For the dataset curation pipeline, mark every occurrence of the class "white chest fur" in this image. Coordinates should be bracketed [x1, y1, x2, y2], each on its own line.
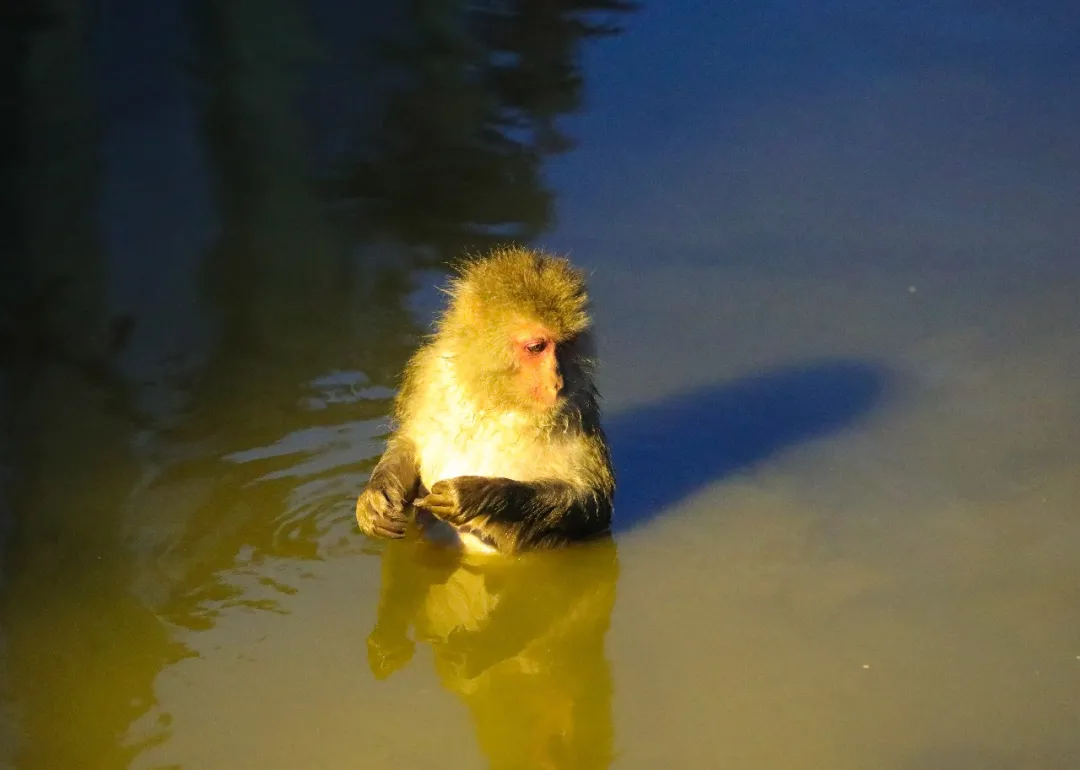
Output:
[408, 356, 578, 489]
[413, 415, 581, 554]
[405, 360, 582, 554]
[416, 409, 542, 486]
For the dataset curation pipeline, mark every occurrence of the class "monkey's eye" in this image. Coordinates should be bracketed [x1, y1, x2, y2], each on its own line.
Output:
[525, 340, 547, 355]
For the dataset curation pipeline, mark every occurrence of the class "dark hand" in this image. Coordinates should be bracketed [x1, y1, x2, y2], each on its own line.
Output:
[414, 476, 492, 527]
[356, 476, 410, 539]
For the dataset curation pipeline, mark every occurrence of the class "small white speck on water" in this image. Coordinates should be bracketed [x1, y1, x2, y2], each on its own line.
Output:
[907, 285, 917, 294]
[862, 664, 871, 669]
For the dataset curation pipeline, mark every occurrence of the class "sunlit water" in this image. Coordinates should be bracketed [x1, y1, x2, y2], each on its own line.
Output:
[4, 263, 1078, 770]
[3, 2, 1080, 769]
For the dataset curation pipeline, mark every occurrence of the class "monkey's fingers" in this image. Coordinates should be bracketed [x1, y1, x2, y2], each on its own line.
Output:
[357, 505, 408, 539]
[371, 520, 408, 539]
[358, 516, 406, 539]
[414, 492, 457, 520]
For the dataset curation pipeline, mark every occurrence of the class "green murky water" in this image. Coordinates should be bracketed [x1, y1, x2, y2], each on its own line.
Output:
[4, 2, 1080, 769]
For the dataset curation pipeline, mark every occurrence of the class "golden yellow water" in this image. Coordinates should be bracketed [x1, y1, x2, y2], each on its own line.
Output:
[3, 264, 1079, 770]
[4, 2, 1080, 768]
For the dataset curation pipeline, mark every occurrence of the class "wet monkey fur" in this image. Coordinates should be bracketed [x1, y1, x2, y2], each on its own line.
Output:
[356, 247, 615, 554]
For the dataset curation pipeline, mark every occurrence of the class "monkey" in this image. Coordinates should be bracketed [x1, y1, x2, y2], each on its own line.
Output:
[355, 246, 615, 554]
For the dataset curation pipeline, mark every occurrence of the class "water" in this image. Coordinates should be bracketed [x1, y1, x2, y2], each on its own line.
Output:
[3, 2, 1080, 769]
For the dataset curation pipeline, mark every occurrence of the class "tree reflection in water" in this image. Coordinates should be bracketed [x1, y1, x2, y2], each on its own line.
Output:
[0, 0, 636, 765]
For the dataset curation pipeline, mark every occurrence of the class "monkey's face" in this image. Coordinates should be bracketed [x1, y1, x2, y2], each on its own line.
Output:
[512, 325, 564, 413]
[439, 257, 597, 421]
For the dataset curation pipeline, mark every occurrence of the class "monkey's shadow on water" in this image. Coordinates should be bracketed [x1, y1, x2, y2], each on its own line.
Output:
[605, 358, 892, 533]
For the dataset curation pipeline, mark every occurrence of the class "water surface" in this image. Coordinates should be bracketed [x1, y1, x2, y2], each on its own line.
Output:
[2, 2, 1079, 769]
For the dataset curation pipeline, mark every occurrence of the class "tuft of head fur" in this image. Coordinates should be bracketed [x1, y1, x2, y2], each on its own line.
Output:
[442, 246, 592, 343]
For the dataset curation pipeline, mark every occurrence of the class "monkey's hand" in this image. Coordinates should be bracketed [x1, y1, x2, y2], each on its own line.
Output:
[416, 476, 597, 552]
[415, 476, 534, 553]
[413, 476, 493, 525]
[356, 476, 410, 540]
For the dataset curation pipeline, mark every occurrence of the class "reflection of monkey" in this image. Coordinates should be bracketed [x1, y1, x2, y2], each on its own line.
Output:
[367, 537, 619, 770]
[356, 247, 615, 554]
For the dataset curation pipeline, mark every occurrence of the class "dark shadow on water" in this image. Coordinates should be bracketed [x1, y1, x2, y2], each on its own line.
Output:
[606, 358, 891, 533]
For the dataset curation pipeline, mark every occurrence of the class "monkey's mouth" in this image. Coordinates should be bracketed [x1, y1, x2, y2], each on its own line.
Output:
[527, 388, 570, 409]
[544, 394, 581, 420]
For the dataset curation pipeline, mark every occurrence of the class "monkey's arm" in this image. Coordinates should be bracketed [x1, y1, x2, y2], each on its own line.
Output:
[415, 476, 613, 552]
[356, 435, 420, 539]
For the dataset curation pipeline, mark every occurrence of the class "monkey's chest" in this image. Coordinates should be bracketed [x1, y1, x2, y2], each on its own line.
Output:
[414, 420, 559, 486]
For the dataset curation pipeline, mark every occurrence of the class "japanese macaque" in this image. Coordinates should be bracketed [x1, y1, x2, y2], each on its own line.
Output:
[355, 246, 615, 554]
